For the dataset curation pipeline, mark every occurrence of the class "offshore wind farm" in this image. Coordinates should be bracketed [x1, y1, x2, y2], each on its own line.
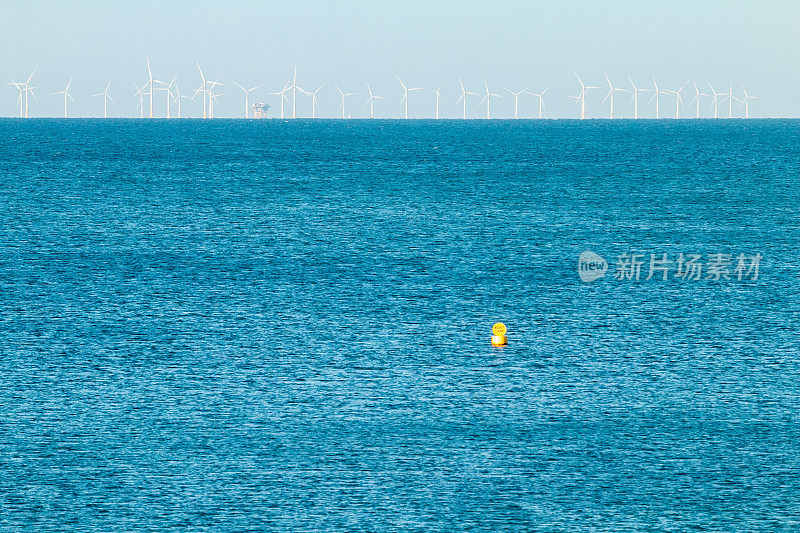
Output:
[4, 2, 800, 531]
[6, 61, 763, 120]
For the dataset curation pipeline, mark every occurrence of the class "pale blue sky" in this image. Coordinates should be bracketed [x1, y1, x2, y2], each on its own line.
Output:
[1, 0, 797, 118]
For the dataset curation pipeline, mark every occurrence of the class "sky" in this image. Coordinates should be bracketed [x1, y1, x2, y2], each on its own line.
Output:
[1, 0, 797, 119]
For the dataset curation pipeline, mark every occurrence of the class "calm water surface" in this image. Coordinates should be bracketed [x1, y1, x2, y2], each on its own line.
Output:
[1, 119, 799, 530]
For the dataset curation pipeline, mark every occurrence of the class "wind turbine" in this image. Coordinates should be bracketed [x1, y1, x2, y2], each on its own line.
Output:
[267, 81, 291, 119]
[9, 67, 37, 118]
[602, 73, 627, 119]
[505, 87, 528, 119]
[335, 84, 357, 118]
[721, 83, 740, 118]
[432, 88, 442, 119]
[193, 61, 210, 119]
[234, 82, 262, 118]
[145, 58, 155, 118]
[396, 75, 423, 119]
[707, 83, 720, 119]
[689, 80, 711, 119]
[572, 72, 600, 119]
[480, 79, 502, 119]
[92, 80, 114, 118]
[52, 78, 75, 118]
[455, 77, 477, 119]
[526, 87, 549, 119]
[172, 82, 185, 118]
[648, 77, 667, 119]
[662, 81, 688, 119]
[290, 67, 298, 118]
[133, 82, 147, 118]
[627, 75, 651, 119]
[154, 75, 177, 118]
[740, 85, 759, 119]
[364, 83, 384, 118]
[298, 84, 324, 118]
[207, 77, 223, 118]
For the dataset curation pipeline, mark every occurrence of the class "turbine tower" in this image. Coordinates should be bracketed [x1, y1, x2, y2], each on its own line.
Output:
[721, 83, 740, 118]
[52, 77, 75, 118]
[396, 75, 423, 119]
[267, 81, 291, 119]
[455, 77, 477, 119]
[504, 87, 528, 119]
[572, 72, 600, 119]
[298, 84, 324, 118]
[526, 87, 549, 119]
[602, 73, 627, 119]
[480, 79, 502, 119]
[92, 81, 114, 118]
[9, 67, 37, 118]
[234, 82, 262, 118]
[335, 84, 357, 118]
[740, 85, 759, 119]
[627, 75, 651, 120]
[364, 84, 384, 118]
[290, 67, 298, 119]
[133, 82, 147, 118]
[432, 88, 442, 119]
[707, 83, 720, 119]
[145, 58, 154, 118]
[689, 80, 711, 119]
[662, 81, 688, 119]
[648, 77, 667, 119]
[194, 61, 208, 119]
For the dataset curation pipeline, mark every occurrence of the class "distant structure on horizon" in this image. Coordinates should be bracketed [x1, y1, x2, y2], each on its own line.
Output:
[252, 102, 270, 119]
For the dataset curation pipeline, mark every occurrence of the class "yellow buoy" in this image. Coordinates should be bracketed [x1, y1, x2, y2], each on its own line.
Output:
[491, 323, 508, 346]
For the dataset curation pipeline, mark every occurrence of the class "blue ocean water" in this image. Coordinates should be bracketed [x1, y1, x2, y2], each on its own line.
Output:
[0, 118, 799, 531]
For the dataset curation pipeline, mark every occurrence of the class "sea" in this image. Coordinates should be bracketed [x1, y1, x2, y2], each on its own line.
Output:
[1, 118, 799, 531]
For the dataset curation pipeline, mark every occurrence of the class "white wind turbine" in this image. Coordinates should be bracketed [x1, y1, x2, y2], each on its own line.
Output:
[740, 85, 759, 119]
[154, 75, 177, 118]
[504, 87, 528, 119]
[289, 67, 299, 118]
[572, 72, 601, 119]
[627, 75, 651, 119]
[721, 83, 740, 118]
[480, 79, 502, 119]
[364, 83, 384, 118]
[172, 82, 185, 119]
[9, 67, 37, 118]
[145, 58, 155, 118]
[193, 61, 211, 119]
[689, 80, 711, 119]
[707, 83, 720, 119]
[133, 82, 147, 118]
[267, 81, 291, 119]
[92, 81, 114, 118]
[335, 84, 357, 118]
[455, 77, 477, 119]
[396, 75, 423, 119]
[648, 77, 667, 119]
[526, 87, 549, 119]
[298, 84, 324, 118]
[53, 78, 76, 118]
[432, 88, 442, 119]
[207, 77, 223, 118]
[602, 73, 627, 119]
[234, 82, 262, 118]
[663, 81, 688, 119]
